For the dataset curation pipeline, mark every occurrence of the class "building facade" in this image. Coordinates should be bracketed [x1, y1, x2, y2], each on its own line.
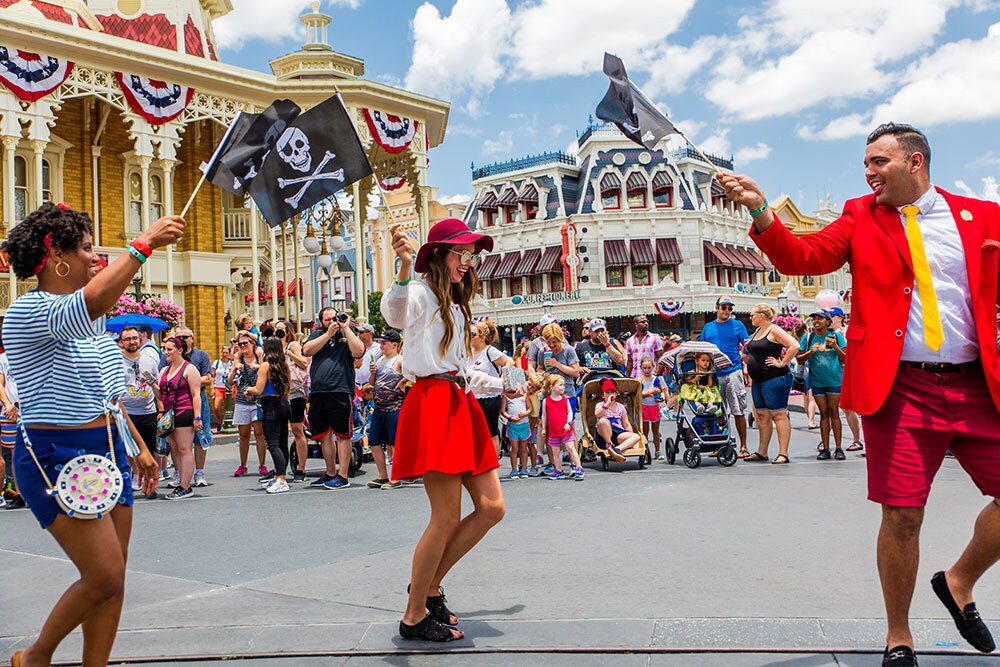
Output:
[0, 0, 449, 353]
[464, 120, 851, 342]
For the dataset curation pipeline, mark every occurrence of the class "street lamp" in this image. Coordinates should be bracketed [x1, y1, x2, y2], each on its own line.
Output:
[330, 292, 346, 316]
[542, 301, 554, 318]
[132, 265, 143, 301]
[776, 291, 788, 315]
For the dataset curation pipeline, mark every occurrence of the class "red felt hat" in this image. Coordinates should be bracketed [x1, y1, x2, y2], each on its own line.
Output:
[601, 378, 617, 393]
[414, 218, 494, 273]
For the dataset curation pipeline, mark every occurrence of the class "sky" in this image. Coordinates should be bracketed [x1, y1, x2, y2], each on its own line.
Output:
[214, 0, 1000, 212]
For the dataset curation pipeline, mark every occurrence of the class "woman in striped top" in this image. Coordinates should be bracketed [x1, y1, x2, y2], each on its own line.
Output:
[2, 202, 184, 667]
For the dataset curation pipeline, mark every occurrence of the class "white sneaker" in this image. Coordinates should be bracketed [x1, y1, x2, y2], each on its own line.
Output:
[167, 471, 180, 488]
[159, 469, 170, 482]
[131, 477, 142, 491]
[193, 472, 208, 488]
[266, 479, 289, 494]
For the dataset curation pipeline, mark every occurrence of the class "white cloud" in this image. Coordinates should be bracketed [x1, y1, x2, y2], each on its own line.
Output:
[699, 128, 731, 156]
[215, 0, 361, 51]
[967, 151, 1000, 169]
[439, 193, 473, 205]
[734, 142, 772, 165]
[806, 21, 1000, 139]
[404, 0, 513, 105]
[643, 37, 720, 97]
[509, 0, 696, 80]
[482, 130, 514, 155]
[705, 0, 963, 122]
[955, 176, 999, 200]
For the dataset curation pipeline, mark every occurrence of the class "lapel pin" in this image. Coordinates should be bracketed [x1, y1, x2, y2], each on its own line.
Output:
[961, 209, 974, 221]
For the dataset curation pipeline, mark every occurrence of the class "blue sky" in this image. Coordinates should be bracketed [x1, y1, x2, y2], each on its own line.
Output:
[215, 0, 1000, 211]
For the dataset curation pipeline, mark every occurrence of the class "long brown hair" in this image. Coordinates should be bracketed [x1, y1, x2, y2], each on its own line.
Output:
[262, 337, 289, 397]
[423, 246, 480, 359]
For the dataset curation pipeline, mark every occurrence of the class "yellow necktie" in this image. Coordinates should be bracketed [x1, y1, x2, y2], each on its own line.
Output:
[901, 205, 943, 351]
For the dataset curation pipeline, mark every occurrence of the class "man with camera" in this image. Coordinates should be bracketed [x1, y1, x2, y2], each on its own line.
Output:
[575, 318, 625, 381]
[303, 306, 366, 489]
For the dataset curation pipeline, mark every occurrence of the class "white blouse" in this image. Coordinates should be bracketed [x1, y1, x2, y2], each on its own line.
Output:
[380, 280, 503, 395]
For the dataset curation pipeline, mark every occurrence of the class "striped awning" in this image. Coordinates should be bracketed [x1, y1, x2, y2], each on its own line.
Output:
[477, 253, 502, 280]
[704, 242, 732, 268]
[498, 188, 517, 206]
[516, 183, 538, 202]
[656, 238, 683, 265]
[477, 191, 499, 210]
[734, 246, 771, 271]
[600, 172, 621, 192]
[629, 238, 655, 266]
[493, 251, 522, 279]
[720, 245, 752, 270]
[651, 170, 672, 190]
[626, 171, 647, 192]
[604, 239, 629, 267]
[536, 246, 563, 273]
[511, 248, 542, 277]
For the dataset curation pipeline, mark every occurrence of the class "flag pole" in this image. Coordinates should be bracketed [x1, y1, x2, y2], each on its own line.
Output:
[178, 171, 207, 219]
[678, 133, 723, 175]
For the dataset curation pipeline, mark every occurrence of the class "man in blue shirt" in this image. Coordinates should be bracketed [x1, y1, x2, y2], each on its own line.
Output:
[700, 296, 750, 456]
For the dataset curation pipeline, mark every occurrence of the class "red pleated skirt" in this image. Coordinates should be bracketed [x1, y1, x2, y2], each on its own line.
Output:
[391, 378, 499, 480]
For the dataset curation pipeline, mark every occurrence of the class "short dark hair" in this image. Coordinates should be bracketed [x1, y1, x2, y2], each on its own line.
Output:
[1, 203, 93, 280]
[119, 326, 139, 337]
[318, 307, 336, 321]
[866, 122, 931, 168]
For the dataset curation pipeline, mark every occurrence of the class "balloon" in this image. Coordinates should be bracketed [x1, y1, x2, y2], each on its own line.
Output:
[815, 289, 841, 310]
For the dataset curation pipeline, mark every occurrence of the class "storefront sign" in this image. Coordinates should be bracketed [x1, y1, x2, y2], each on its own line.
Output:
[519, 290, 582, 305]
[0, 250, 9, 273]
[735, 282, 771, 296]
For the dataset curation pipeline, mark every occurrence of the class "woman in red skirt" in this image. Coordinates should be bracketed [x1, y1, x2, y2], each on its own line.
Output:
[381, 218, 523, 642]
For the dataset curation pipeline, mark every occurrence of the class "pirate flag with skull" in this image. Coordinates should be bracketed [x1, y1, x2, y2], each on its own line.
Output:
[596, 53, 678, 150]
[203, 99, 301, 197]
[249, 94, 373, 226]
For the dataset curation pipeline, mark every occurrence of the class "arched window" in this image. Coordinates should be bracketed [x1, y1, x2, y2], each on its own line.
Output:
[651, 171, 673, 208]
[626, 171, 647, 209]
[41, 159, 52, 203]
[128, 172, 143, 234]
[14, 155, 27, 222]
[149, 174, 164, 220]
[600, 172, 621, 210]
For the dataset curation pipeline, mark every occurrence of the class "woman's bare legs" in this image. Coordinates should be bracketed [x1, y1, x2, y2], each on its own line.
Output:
[430, 468, 505, 590]
[772, 409, 791, 458]
[755, 408, 773, 455]
[169, 426, 195, 488]
[20, 507, 131, 667]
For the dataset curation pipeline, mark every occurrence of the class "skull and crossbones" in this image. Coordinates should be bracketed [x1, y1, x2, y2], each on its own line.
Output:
[275, 127, 345, 207]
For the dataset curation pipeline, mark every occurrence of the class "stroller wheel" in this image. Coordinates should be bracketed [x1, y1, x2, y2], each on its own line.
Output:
[683, 447, 701, 469]
[644, 446, 652, 465]
[637, 450, 646, 469]
[600, 455, 609, 471]
[717, 446, 738, 467]
[665, 438, 676, 465]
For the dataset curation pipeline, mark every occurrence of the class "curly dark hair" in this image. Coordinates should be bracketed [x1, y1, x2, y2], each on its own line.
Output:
[0, 203, 93, 280]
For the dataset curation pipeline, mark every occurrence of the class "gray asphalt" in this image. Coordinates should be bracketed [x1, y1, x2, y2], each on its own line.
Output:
[3, 411, 1000, 666]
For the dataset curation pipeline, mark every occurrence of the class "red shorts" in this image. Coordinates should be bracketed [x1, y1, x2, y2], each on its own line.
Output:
[391, 378, 498, 481]
[863, 363, 1000, 507]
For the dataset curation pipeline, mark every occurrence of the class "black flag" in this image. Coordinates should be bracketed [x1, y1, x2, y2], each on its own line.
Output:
[248, 94, 374, 227]
[203, 99, 301, 197]
[596, 53, 679, 150]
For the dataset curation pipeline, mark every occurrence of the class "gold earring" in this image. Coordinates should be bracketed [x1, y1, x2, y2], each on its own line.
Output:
[55, 261, 70, 277]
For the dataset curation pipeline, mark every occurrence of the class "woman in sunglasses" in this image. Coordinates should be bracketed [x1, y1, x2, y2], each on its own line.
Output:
[153, 336, 203, 499]
[382, 218, 524, 643]
[228, 331, 268, 478]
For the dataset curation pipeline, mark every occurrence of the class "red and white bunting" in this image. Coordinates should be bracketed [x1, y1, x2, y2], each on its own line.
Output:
[115, 72, 194, 125]
[380, 174, 406, 191]
[654, 300, 685, 319]
[0, 46, 73, 102]
[363, 108, 417, 154]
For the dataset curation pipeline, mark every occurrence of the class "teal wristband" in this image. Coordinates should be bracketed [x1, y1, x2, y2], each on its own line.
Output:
[395, 278, 412, 286]
[127, 246, 148, 264]
[748, 200, 769, 217]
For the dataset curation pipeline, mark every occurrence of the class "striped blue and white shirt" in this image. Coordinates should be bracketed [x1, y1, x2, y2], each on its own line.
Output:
[2, 289, 126, 427]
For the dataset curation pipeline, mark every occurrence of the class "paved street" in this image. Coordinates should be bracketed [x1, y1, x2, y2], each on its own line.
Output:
[3, 411, 1000, 666]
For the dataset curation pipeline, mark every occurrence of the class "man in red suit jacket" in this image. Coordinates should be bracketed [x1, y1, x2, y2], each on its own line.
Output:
[718, 123, 1000, 667]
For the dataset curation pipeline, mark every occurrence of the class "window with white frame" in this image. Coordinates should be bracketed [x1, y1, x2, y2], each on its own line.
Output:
[121, 153, 166, 237]
[128, 172, 143, 234]
[12, 138, 68, 223]
[13, 155, 27, 222]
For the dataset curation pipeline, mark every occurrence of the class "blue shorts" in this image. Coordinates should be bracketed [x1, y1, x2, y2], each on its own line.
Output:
[369, 407, 400, 447]
[568, 396, 579, 416]
[811, 384, 841, 396]
[751, 374, 793, 412]
[14, 424, 134, 529]
[507, 421, 531, 441]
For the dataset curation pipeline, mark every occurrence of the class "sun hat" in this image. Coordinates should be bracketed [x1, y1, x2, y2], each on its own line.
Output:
[601, 378, 617, 393]
[414, 218, 494, 273]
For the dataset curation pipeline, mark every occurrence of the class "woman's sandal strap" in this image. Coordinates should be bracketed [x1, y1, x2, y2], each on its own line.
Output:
[399, 615, 462, 642]
[426, 592, 458, 626]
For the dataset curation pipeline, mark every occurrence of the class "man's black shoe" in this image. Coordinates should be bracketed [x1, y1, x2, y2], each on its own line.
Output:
[931, 570, 996, 652]
[883, 645, 918, 666]
[4, 495, 25, 509]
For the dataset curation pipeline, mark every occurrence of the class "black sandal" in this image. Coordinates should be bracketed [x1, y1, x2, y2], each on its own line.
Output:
[743, 451, 768, 462]
[426, 589, 458, 626]
[399, 615, 464, 642]
[408, 584, 459, 626]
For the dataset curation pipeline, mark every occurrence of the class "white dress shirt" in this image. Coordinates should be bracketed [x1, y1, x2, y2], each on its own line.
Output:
[380, 280, 503, 394]
[897, 186, 979, 363]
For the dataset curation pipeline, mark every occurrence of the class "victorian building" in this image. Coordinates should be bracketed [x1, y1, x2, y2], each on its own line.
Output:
[0, 0, 448, 354]
[464, 120, 851, 340]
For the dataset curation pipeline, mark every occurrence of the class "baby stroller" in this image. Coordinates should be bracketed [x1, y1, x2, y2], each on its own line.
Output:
[658, 342, 738, 468]
[578, 371, 650, 470]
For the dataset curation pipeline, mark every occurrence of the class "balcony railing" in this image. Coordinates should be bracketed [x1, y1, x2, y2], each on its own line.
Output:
[472, 151, 577, 180]
[223, 210, 271, 242]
